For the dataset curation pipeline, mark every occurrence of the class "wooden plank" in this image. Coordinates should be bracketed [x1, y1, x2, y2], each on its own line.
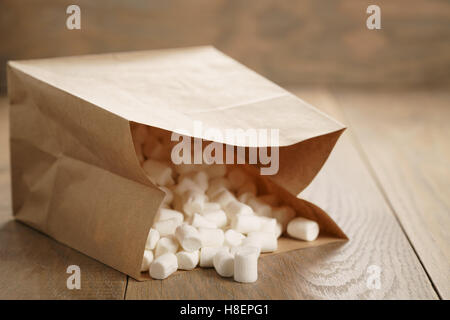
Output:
[1, 0, 450, 94]
[125, 88, 437, 299]
[334, 89, 450, 299]
[0, 97, 127, 299]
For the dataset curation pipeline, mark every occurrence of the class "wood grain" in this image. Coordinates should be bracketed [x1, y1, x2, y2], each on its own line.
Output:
[333, 89, 450, 299]
[125, 88, 438, 299]
[0, 98, 127, 299]
[1, 0, 449, 94]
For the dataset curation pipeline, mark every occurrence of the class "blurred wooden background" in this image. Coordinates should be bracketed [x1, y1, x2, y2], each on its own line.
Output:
[1, 0, 449, 94]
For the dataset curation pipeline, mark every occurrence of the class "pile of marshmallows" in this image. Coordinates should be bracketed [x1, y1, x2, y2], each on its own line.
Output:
[132, 124, 320, 283]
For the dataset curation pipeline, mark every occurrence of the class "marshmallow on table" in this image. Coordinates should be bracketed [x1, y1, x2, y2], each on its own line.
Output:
[234, 246, 259, 283]
[198, 227, 224, 247]
[199, 246, 222, 267]
[150, 253, 178, 280]
[287, 217, 320, 241]
[202, 210, 228, 228]
[213, 189, 237, 209]
[227, 168, 248, 190]
[145, 228, 160, 250]
[176, 250, 199, 270]
[230, 214, 263, 234]
[224, 229, 246, 247]
[153, 218, 181, 237]
[272, 206, 296, 232]
[224, 200, 254, 219]
[248, 198, 272, 217]
[175, 224, 202, 252]
[141, 250, 154, 272]
[213, 248, 234, 277]
[258, 194, 280, 207]
[191, 213, 217, 228]
[155, 236, 179, 257]
[182, 190, 208, 217]
[237, 180, 257, 197]
[142, 159, 174, 186]
[246, 231, 278, 253]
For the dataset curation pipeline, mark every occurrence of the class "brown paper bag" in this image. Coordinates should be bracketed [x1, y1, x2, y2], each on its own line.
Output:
[7, 46, 347, 280]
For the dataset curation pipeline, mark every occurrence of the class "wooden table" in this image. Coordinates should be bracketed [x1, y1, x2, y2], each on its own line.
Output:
[0, 88, 448, 299]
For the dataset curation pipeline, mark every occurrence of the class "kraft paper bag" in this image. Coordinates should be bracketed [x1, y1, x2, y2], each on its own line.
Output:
[7, 46, 347, 280]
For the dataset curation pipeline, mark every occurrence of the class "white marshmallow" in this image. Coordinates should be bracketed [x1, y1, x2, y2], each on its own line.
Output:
[213, 189, 236, 209]
[213, 248, 234, 277]
[227, 168, 248, 190]
[204, 164, 227, 178]
[246, 231, 278, 253]
[203, 210, 228, 228]
[198, 227, 224, 247]
[149, 253, 178, 280]
[206, 177, 231, 199]
[176, 250, 199, 270]
[234, 246, 259, 283]
[224, 200, 254, 218]
[224, 229, 246, 247]
[179, 171, 209, 192]
[248, 198, 272, 217]
[155, 236, 179, 257]
[140, 250, 154, 272]
[287, 217, 320, 241]
[230, 214, 262, 234]
[237, 180, 257, 197]
[155, 208, 184, 225]
[175, 224, 202, 252]
[182, 190, 208, 217]
[153, 218, 181, 237]
[272, 206, 296, 231]
[258, 194, 280, 207]
[159, 186, 174, 207]
[230, 242, 261, 256]
[259, 217, 282, 238]
[145, 228, 160, 250]
[199, 246, 222, 267]
[142, 159, 174, 186]
[201, 202, 222, 214]
[191, 213, 217, 228]
[174, 177, 203, 196]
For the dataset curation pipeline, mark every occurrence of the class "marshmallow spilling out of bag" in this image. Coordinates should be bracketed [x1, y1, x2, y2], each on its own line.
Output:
[131, 124, 321, 282]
